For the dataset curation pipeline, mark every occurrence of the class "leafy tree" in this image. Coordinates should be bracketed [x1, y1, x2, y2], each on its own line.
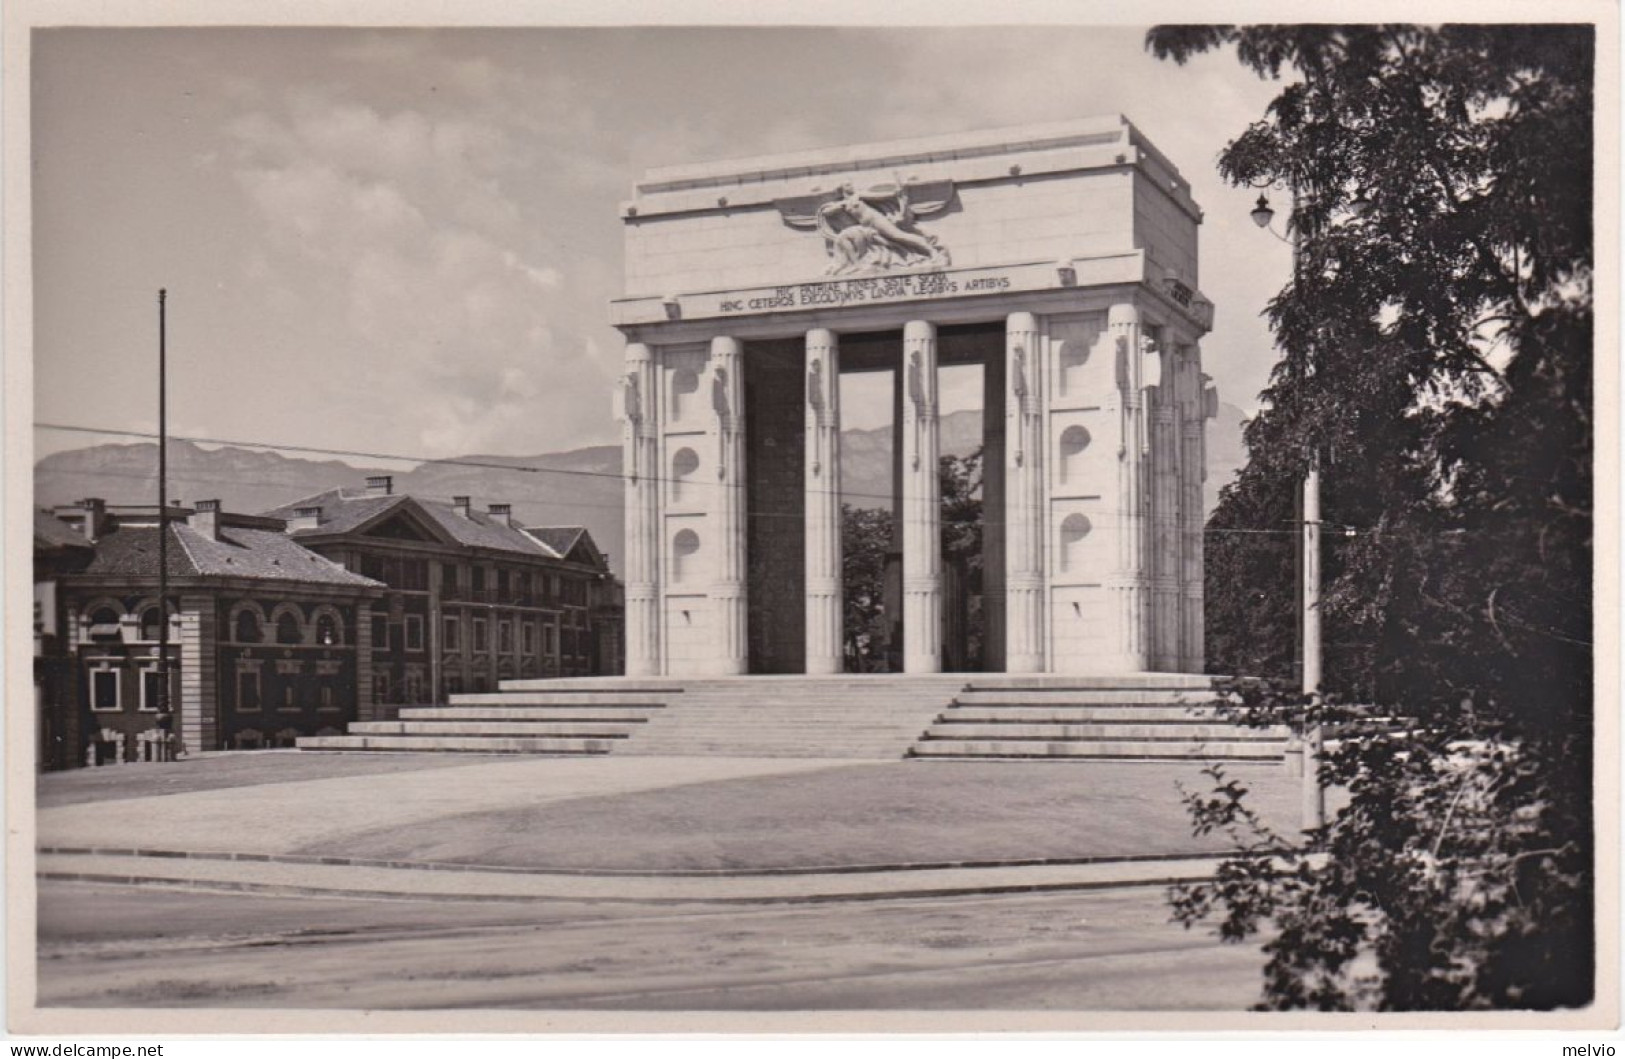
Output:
[841, 448, 985, 671]
[1151, 24, 1593, 1009]
[940, 449, 985, 670]
[841, 502, 893, 671]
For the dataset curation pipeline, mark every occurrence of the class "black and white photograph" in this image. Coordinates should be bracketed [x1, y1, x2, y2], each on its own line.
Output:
[7, 0, 1615, 1043]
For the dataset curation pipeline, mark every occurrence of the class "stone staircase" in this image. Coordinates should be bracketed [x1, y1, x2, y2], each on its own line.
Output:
[618, 676, 965, 759]
[908, 675, 1291, 762]
[298, 673, 1287, 763]
[296, 684, 672, 755]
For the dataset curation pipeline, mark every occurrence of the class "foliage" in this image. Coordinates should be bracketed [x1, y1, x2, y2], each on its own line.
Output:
[1150, 24, 1593, 1009]
[841, 449, 984, 671]
[841, 502, 893, 671]
[939, 448, 985, 572]
[940, 449, 986, 670]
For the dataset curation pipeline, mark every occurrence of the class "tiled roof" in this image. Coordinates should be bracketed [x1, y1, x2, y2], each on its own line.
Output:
[81, 523, 383, 588]
[35, 511, 92, 552]
[262, 489, 400, 536]
[524, 526, 586, 557]
[417, 499, 559, 557]
[265, 489, 593, 561]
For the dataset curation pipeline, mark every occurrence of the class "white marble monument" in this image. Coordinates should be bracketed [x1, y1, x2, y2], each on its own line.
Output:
[611, 116, 1218, 678]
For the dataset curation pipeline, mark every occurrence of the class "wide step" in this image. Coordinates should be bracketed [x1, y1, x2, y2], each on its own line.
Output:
[401, 706, 661, 722]
[925, 722, 1286, 741]
[910, 679, 1287, 764]
[909, 739, 1286, 760]
[349, 721, 642, 737]
[297, 734, 619, 754]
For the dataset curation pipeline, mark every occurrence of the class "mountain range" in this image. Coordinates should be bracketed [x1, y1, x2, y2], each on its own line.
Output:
[35, 405, 1248, 574]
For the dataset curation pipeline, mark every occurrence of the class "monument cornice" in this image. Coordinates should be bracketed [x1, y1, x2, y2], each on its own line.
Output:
[621, 116, 1201, 225]
[610, 251, 1213, 341]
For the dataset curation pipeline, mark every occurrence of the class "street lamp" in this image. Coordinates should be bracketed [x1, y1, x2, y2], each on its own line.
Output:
[1250, 193, 1276, 229]
[1247, 181, 1324, 831]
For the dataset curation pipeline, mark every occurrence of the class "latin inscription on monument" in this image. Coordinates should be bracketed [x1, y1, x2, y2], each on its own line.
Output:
[718, 271, 1014, 315]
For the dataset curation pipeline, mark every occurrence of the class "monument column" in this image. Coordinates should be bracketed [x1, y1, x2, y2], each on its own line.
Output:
[1107, 303, 1152, 672]
[620, 342, 661, 676]
[709, 335, 748, 675]
[1150, 343, 1180, 670]
[901, 320, 942, 673]
[1004, 311, 1046, 673]
[805, 328, 843, 675]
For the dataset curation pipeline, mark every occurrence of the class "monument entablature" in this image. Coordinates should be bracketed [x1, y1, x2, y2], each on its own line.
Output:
[612, 116, 1218, 678]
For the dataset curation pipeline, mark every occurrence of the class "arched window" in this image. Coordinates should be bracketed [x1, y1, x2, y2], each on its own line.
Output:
[671, 447, 700, 502]
[139, 606, 162, 641]
[276, 611, 302, 645]
[1059, 513, 1093, 573]
[672, 529, 701, 585]
[1058, 425, 1092, 484]
[234, 608, 262, 644]
[671, 369, 700, 420]
[315, 612, 341, 646]
[1058, 338, 1090, 396]
[89, 605, 121, 627]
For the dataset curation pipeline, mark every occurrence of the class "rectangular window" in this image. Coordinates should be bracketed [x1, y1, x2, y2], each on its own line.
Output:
[545, 624, 558, 655]
[521, 622, 535, 656]
[279, 684, 298, 711]
[139, 668, 163, 712]
[472, 617, 488, 652]
[400, 560, 428, 591]
[471, 566, 487, 593]
[371, 615, 388, 649]
[404, 614, 424, 652]
[441, 562, 459, 591]
[318, 684, 337, 711]
[238, 670, 261, 712]
[442, 615, 460, 651]
[91, 668, 120, 711]
[498, 621, 513, 654]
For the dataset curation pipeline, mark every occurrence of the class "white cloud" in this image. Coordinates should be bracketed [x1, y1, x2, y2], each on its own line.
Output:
[221, 60, 597, 459]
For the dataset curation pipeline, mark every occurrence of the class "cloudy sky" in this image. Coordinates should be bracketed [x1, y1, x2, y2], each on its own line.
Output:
[31, 21, 1288, 464]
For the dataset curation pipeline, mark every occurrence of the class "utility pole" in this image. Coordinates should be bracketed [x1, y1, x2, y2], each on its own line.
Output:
[1251, 188, 1324, 831]
[155, 289, 174, 756]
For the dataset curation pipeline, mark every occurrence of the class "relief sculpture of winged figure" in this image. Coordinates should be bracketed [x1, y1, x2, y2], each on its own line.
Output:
[775, 175, 954, 276]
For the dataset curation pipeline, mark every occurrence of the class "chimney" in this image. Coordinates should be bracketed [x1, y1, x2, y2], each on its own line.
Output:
[189, 498, 222, 541]
[289, 505, 323, 532]
[78, 498, 108, 542]
[452, 496, 472, 519]
[365, 475, 394, 497]
[487, 503, 514, 528]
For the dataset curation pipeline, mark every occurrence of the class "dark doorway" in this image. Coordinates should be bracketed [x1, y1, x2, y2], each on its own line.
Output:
[744, 337, 805, 673]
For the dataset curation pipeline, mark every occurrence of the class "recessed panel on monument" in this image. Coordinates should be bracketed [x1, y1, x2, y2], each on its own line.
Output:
[611, 116, 1219, 677]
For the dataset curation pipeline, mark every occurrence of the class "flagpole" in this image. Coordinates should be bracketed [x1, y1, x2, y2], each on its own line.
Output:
[156, 290, 172, 751]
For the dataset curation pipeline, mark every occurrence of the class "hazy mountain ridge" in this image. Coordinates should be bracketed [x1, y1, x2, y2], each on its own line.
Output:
[36, 405, 1247, 575]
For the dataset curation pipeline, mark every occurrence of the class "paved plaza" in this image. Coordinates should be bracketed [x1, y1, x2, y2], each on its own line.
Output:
[32, 752, 1298, 1016]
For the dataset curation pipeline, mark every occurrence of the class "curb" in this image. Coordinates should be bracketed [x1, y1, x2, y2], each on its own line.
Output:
[37, 868, 1220, 906]
[36, 848, 1232, 905]
[36, 844, 1237, 879]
